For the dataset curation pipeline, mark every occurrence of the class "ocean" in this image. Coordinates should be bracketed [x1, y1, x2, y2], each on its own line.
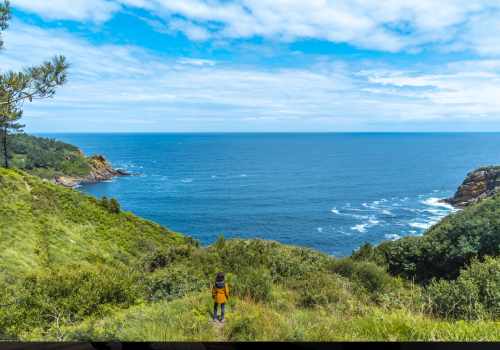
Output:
[41, 132, 500, 256]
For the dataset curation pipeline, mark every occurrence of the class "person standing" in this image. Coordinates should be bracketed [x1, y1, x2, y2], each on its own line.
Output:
[212, 272, 229, 322]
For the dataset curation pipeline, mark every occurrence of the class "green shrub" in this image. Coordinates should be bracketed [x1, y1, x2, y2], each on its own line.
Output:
[351, 243, 387, 267]
[227, 314, 259, 341]
[427, 278, 484, 320]
[213, 239, 331, 283]
[108, 198, 121, 214]
[354, 261, 393, 295]
[142, 244, 195, 272]
[379, 195, 500, 283]
[216, 240, 274, 272]
[145, 265, 208, 302]
[0, 265, 140, 336]
[329, 258, 356, 278]
[230, 267, 273, 303]
[427, 257, 500, 320]
[330, 259, 393, 300]
[99, 197, 121, 214]
[290, 271, 354, 309]
[461, 257, 500, 316]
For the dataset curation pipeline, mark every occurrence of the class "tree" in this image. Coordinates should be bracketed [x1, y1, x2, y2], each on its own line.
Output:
[0, 0, 9, 42]
[0, 105, 22, 167]
[0, 1, 68, 168]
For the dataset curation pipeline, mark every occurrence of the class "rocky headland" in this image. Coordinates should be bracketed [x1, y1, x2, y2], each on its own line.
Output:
[444, 166, 500, 208]
[53, 154, 129, 188]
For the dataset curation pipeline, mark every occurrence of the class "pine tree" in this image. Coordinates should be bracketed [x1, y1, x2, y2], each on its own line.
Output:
[0, 1, 68, 168]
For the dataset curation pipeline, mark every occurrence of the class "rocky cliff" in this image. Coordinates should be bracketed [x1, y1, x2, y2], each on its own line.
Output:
[445, 166, 500, 207]
[53, 154, 129, 188]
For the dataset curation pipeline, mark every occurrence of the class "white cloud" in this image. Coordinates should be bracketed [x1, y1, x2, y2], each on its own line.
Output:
[123, 0, 500, 55]
[3, 21, 500, 131]
[12, 0, 120, 22]
[177, 58, 216, 66]
[11, 0, 500, 56]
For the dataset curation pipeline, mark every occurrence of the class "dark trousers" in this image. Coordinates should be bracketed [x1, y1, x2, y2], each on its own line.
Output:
[213, 302, 225, 320]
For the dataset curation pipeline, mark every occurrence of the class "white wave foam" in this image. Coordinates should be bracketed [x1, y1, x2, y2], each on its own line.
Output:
[368, 217, 379, 225]
[351, 224, 368, 233]
[331, 208, 340, 215]
[351, 213, 370, 220]
[385, 234, 401, 241]
[381, 209, 393, 216]
[181, 178, 193, 183]
[424, 208, 447, 215]
[421, 197, 454, 210]
[317, 227, 323, 233]
[409, 222, 432, 230]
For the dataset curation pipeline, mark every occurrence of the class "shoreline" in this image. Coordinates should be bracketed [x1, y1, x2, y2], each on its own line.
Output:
[52, 154, 130, 188]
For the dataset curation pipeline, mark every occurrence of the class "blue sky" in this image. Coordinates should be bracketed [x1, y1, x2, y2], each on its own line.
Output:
[2, 1, 500, 132]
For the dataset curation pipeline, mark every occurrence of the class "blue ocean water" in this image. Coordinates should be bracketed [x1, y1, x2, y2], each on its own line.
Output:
[41, 133, 500, 256]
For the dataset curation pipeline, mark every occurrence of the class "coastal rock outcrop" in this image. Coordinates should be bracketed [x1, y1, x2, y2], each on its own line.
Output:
[53, 154, 129, 188]
[444, 166, 500, 208]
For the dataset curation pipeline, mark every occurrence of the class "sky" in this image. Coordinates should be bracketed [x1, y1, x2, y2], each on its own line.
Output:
[2, 1, 500, 132]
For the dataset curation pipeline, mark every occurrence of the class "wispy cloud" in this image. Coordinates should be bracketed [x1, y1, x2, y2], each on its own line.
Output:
[12, 0, 500, 56]
[13, 0, 120, 22]
[2, 20, 500, 132]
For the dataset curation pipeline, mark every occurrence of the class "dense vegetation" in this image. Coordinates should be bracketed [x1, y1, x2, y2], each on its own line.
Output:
[366, 193, 500, 283]
[0, 168, 499, 341]
[1, 133, 92, 179]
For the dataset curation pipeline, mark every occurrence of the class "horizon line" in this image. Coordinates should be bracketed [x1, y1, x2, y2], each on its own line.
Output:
[32, 131, 500, 134]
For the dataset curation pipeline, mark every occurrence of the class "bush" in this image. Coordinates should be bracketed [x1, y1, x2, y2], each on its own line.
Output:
[461, 257, 500, 317]
[427, 257, 500, 320]
[329, 258, 356, 278]
[108, 198, 121, 214]
[267, 247, 332, 283]
[213, 239, 332, 283]
[0, 265, 140, 336]
[354, 261, 393, 295]
[289, 271, 354, 309]
[379, 195, 500, 283]
[99, 197, 121, 214]
[142, 244, 194, 272]
[230, 267, 273, 303]
[145, 265, 208, 302]
[427, 278, 484, 320]
[330, 259, 393, 299]
[227, 314, 259, 341]
[351, 243, 387, 267]
[216, 240, 274, 272]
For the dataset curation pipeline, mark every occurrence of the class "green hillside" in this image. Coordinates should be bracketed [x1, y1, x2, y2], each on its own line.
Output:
[0, 168, 187, 279]
[2, 133, 92, 179]
[0, 168, 499, 341]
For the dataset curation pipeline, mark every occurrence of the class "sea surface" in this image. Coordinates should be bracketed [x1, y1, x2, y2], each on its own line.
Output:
[40, 133, 500, 256]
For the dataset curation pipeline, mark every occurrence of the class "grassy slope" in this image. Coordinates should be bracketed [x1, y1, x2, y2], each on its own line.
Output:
[0, 168, 185, 278]
[0, 168, 499, 341]
[58, 293, 500, 341]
